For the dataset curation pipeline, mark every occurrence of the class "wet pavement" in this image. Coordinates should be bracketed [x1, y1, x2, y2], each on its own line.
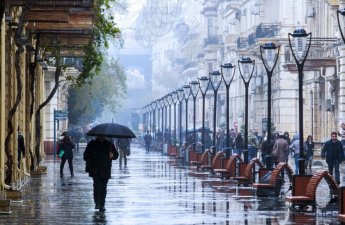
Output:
[0, 143, 342, 224]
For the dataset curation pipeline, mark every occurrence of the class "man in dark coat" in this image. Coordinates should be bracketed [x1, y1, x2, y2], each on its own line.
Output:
[322, 131, 344, 184]
[17, 131, 26, 168]
[58, 136, 75, 177]
[144, 130, 152, 152]
[83, 135, 118, 212]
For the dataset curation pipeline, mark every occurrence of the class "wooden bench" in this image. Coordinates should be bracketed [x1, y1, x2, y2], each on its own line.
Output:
[339, 187, 345, 221]
[285, 170, 339, 211]
[232, 158, 264, 185]
[252, 162, 293, 196]
[168, 145, 178, 156]
[189, 149, 210, 171]
[214, 153, 243, 179]
[200, 151, 225, 173]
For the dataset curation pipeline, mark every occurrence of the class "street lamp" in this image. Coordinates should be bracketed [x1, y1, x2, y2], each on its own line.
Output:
[183, 85, 191, 144]
[209, 71, 222, 153]
[288, 28, 312, 175]
[159, 98, 165, 142]
[220, 63, 236, 149]
[152, 101, 157, 139]
[190, 80, 200, 151]
[199, 76, 209, 153]
[177, 88, 185, 147]
[238, 56, 255, 163]
[260, 42, 280, 169]
[172, 91, 178, 145]
[337, 8, 345, 44]
[166, 93, 173, 144]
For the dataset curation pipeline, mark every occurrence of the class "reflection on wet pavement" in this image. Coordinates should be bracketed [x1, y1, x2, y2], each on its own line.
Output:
[0, 144, 341, 224]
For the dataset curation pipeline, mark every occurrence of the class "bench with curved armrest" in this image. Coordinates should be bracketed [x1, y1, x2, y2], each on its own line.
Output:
[190, 149, 210, 171]
[232, 158, 264, 185]
[200, 151, 225, 172]
[285, 170, 338, 211]
[213, 153, 243, 179]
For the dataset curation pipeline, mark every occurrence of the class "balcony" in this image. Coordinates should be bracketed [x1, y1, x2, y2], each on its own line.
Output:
[204, 36, 222, 47]
[256, 23, 280, 39]
[283, 37, 339, 72]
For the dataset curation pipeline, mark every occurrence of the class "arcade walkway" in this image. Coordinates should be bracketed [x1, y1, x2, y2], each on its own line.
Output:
[0, 143, 341, 224]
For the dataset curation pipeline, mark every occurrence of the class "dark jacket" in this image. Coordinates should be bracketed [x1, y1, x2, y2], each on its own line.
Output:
[234, 135, 244, 150]
[83, 139, 117, 179]
[304, 141, 315, 158]
[322, 139, 344, 165]
[58, 140, 75, 159]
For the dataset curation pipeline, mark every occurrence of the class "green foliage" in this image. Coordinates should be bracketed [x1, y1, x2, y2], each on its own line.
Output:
[68, 56, 127, 126]
[70, 0, 121, 86]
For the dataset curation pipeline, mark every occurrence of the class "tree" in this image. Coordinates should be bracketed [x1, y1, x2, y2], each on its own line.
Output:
[68, 57, 127, 126]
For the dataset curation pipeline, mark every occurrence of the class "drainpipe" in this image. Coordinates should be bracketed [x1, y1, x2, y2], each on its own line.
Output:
[1, 16, 11, 189]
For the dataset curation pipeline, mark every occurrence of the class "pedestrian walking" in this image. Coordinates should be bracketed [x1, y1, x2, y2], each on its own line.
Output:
[338, 122, 345, 148]
[116, 138, 131, 166]
[272, 134, 289, 166]
[289, 135, 301, 174]
[248, 138, 258, 161]
[83, 135, 118, 212]
[58, 136, 75, 178]
[260, 134, 274, 166]
[17, 129, 26, 169]
[233, 133, 244, 157]
[322, 131, 344, 185]
[304, 135, 315, 172]
[144, 130, 152, 152]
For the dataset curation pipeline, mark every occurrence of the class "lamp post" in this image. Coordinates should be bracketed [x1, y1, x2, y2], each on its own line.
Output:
[288, 28, 312, 175]
[177, 88, 185, 147]
[220, 63, 236, 149]
[166, 93, 173, 144]
[151, 101, 157, 139]
[238, 57, 255, 163]
[209, 71, 222, 154]
[199, 76, 209, 153]
[156, 99, 161, 141]
[337, 8, 345, 44]
[260, 42, 280, 169]
[164, 95, 169, 142]
[172, 91, 178, 145]
[159, 98, 165, 142]
[190, 81, 200, 151]
[183, 85, 191, 144]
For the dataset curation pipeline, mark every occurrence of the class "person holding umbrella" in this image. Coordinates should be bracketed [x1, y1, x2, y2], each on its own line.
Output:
[58, 136, 75, 178]
[84, 135, 118, 212]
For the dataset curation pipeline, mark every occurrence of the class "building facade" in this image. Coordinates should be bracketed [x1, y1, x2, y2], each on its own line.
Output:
[147, 0, 345, 143]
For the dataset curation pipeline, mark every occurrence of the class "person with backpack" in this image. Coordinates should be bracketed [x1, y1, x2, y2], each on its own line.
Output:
[116, 138, 131, 166]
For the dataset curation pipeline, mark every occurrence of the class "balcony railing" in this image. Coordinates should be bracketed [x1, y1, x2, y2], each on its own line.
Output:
[204, 36, 222, 47]
[256, 23, 280, 39]
[284, 38, 340, 63]
[238, 23, 280, 48]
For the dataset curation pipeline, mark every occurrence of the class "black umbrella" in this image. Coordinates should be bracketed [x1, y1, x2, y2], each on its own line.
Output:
[61, 129, 83, 138]
[86, 123, 136, 138]
[196, 127, 212, 133]
[185, 127, 212, 134]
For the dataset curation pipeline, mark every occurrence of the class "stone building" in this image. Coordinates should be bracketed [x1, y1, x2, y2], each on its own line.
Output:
[147, 0, 345, 143]
[0, 0, 95, 201]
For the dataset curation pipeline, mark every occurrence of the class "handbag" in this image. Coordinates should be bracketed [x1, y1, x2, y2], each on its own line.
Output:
[58, 149, 65, 158]
[271, 143, 278, 160]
